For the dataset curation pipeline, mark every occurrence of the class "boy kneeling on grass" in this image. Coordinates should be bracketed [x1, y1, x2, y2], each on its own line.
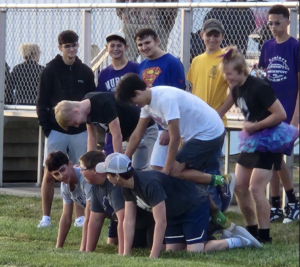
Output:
[97, 153, 262, 259]
[45, 151, 92, 251]
[79, 150, 155, 253]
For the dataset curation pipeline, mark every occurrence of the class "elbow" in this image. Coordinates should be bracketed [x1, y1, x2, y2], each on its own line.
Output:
[280, 110, 287, 122]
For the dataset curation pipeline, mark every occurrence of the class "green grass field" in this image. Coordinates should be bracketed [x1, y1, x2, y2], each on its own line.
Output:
[0, 195, 299, 267]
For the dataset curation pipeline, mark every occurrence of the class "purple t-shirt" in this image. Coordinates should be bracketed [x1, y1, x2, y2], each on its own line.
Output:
[258, 37, 299, 123]
[96, 61, 139, 92]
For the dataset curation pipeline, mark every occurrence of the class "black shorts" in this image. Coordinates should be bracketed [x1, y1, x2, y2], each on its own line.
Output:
[237, 151, 282, 171]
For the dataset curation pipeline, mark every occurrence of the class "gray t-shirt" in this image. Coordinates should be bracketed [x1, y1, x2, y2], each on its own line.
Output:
[61, 167, 92, 208]
[90, 179, 125, 221]
[123, 170, 208, 219]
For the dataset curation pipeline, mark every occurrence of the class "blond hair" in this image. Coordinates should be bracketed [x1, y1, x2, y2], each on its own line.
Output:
[219, 46, 249, 76]
[54, 100, 79, 130]
[19, 43, 41, 60]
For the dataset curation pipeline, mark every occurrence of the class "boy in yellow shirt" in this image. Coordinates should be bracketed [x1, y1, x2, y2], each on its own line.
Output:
[187, 19, 235, 212]
[187, 19, 234, 126]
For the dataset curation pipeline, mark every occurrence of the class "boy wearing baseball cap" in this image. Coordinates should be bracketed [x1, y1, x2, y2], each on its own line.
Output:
[187, 18, 234, 210]
[97, 32, 139, 93]
[97, 153, 262, 258]
[79, 151, 154, 253]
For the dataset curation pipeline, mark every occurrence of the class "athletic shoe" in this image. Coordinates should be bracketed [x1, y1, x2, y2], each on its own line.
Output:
[270, 207, 284, 222]
[219, 173, 236, 212]
[74, 216, 85, 227]
[232, 226, 262, 248]
[283, 202, 299, 224]
[37, 219, 51, 228]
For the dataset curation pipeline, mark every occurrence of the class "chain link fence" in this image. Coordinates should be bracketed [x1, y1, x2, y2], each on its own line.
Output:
[1, 3, 299, 107]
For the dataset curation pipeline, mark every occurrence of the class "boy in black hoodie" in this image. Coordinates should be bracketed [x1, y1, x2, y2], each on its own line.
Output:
[36, 30, 95, 228]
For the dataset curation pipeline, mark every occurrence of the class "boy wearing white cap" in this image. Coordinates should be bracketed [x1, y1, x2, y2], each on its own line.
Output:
[96, 153, 262, 258]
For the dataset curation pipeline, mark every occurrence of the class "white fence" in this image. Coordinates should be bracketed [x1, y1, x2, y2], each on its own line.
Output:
[0, 2, 299, 187]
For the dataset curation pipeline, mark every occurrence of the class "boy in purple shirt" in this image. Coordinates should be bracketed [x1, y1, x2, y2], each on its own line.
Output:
[97, 32, 139, 93]
[258, 5, 299, 223]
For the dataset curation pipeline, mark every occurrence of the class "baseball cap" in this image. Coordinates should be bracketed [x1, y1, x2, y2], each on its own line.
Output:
[106, 32, 126, 44]
[202, 19, 225, 34]
[96, 153, 132, 174]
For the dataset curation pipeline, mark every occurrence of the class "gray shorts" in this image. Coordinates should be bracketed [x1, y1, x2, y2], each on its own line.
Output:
[43, 130, 87, 166]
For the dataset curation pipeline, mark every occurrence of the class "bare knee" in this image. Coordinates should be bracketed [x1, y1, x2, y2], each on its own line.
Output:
[249, 184, 264, 202]
[150, 165, 163, 171]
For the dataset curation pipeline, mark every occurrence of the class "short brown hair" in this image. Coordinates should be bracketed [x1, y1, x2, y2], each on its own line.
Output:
[54, 100, 80, 130]
[79, 150, 106, 169]
[45, 151, 69, 172]
[219, 46, 249, 76]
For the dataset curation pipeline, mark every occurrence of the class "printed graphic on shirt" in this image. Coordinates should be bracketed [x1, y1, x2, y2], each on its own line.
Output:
[73, 193, 86, 208]
[267, 56, 289, 82]
[102, 196, 115, 215]
[105, 77, 122, 92]
[136, 196, 152, 212]
[209, 65, 217, 78]
[237, 97, 250, 120]
[142, 67, 162, 87]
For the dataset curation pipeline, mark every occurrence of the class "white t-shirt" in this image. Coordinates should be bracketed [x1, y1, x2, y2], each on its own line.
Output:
[140, 86, 225, 141]
[61, 167, 92, 208]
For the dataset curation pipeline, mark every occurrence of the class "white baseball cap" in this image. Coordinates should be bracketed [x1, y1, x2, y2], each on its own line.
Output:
[96, 153, 132, 174]
[106, 32, 126, 44]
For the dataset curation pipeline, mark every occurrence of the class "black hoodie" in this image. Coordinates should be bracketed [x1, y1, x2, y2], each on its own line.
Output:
[36, 55, 95, 137]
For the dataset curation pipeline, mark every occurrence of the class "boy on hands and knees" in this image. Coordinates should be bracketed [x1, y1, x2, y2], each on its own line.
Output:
[97, 153, 262, 258]
[135, 28, 186, 171]
[258, 5, 299, 223]
[54, 92, 158, 170]
[115, 74, 235, 220]
[79, 151, 154, 253]
[45, 151, 92, 250]
[36, 30, 95, 228]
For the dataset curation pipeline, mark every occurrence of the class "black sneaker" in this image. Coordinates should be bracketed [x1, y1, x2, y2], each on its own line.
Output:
[270, 207, 284, 222]
[283, 202, 299, 224]
[257, 236, 273, 244]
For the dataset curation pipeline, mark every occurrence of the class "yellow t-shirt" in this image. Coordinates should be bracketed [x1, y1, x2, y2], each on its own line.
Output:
[187, 49, 229, 126]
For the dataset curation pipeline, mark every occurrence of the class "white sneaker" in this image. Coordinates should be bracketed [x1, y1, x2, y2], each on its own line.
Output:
[37, 219, 51, 228]
[74, 216, 85, 227]
[232, 226, 262, 248]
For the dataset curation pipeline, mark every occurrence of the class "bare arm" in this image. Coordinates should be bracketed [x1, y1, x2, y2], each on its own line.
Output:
[108, 117, 123, 153]
[162, 119, 181, 175]
[149, 201, 167, 259]
[123, 201, 137, 256]
[87, 124, 98, 151]
[80, 201, 91, 251]
[217, 92, 234, 119]
[56, 203, 73, 248]
[116, 209, 125, 255]
[86, 212, 106, 252]
[125, 117, 151, 159]
[290, 73, 299, 128]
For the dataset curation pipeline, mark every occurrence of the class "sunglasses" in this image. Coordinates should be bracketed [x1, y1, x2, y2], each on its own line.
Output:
[62, 43, 79, 50]
[267, 19, 287, 27]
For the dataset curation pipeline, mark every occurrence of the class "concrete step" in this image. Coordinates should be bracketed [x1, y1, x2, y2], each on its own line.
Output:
[3, 157, 38, 171]
[4, 143, 40, 157]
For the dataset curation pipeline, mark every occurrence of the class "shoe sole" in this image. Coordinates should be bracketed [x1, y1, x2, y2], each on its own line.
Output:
[221, 173, 236, 212]
[232, 226, 263, 248]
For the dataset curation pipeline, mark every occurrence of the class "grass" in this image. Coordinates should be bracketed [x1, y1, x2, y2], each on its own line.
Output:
[0, 195, 299, 267]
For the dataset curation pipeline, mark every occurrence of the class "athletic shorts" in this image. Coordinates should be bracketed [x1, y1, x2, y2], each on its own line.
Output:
[43, 130, 87, 166]
[164, 199, 210, 245]
[238, 151, 282, 171]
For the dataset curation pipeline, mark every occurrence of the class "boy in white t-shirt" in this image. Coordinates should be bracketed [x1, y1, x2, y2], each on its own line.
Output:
[115, 73, 235, 227]
[45, 151, 92, 251]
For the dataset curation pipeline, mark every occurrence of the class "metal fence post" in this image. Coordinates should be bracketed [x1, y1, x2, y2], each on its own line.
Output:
[0, 10, 6, 188]
[288, 8, 297, 38]
[181, 8, 191, 83]
[82, 9, 92, 67]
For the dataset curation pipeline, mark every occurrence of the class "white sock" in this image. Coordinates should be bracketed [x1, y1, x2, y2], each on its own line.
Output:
[225, 238, 242, 249]
[75, 216, 85, 222]
[42, 215, 50, 222]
